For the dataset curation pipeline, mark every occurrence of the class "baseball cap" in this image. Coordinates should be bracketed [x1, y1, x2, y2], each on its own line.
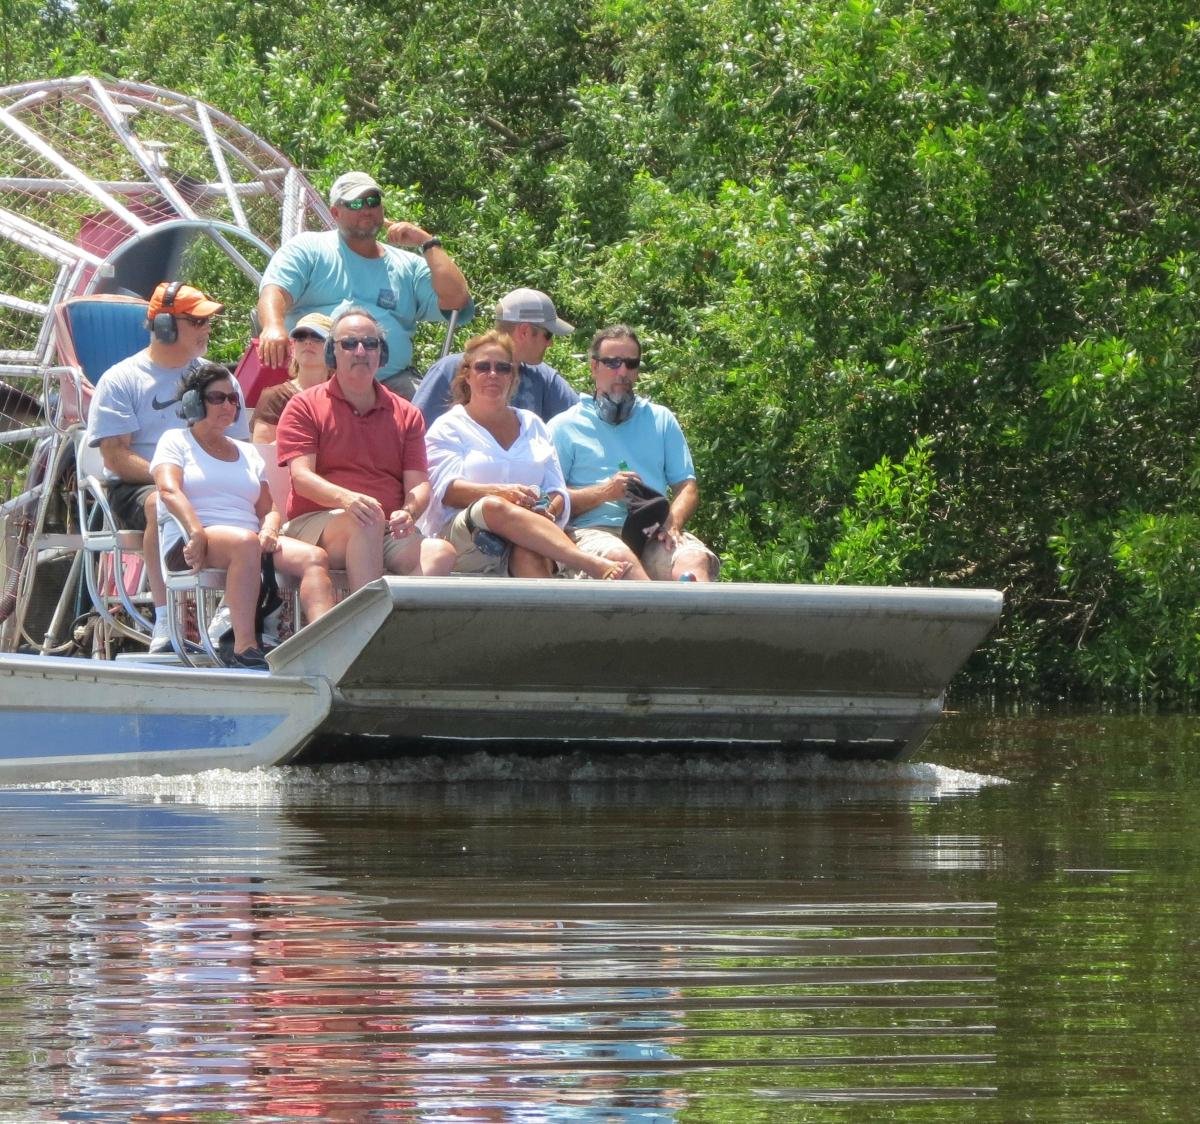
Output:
[147, 282, 223, 321]
[290, 312, 333, 339]
[329, 171, 383, 206]
[494, 288, 574, 336]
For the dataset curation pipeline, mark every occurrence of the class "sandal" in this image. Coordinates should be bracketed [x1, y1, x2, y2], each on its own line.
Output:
[601, 561, 631, 580]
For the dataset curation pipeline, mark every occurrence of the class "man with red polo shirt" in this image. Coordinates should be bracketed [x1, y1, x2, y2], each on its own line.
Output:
[275, 307, 456, 591]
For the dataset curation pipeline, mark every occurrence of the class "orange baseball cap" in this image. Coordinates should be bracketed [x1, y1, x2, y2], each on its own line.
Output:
[147, 282, 224, 320]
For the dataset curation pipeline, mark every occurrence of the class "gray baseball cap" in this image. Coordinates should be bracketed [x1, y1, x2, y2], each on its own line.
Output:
[494, 288, 574, 336]
[329, 171, 382, 206]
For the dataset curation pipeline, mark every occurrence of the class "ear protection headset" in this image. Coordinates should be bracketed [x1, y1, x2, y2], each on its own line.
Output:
[151, 281, 183, 344]
[595, 391, 637, 425]
[178, 364, 241, 425]
[179, 385, 206, 423]
[325, 331, 389, 368]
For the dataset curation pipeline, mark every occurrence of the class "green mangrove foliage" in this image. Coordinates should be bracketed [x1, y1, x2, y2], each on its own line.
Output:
[3, 0, 1198, 699]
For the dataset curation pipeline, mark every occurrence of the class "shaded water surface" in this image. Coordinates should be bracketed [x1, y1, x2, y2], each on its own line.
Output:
[1, 710, 1197, 1120]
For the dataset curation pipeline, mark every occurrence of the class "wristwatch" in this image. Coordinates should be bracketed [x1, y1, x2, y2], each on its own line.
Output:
[419, 237, 442, 254]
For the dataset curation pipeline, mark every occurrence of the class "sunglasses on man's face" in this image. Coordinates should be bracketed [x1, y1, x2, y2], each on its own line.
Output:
[470, 360, 514, 375]
[182, 314, 215, 328]
[594, 355, 641, 370]
[343, 193, 382, 211]
[291, 330, 324, 342]
[203, 391, 240, 406]
[335, 336, 382, 351]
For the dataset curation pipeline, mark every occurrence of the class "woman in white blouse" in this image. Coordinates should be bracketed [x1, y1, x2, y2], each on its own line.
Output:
[151, 362, 335, 667]
[422, 331, 629, 579]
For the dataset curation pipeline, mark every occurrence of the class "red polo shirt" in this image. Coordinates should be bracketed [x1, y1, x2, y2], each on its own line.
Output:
[276, 377, 428, 519]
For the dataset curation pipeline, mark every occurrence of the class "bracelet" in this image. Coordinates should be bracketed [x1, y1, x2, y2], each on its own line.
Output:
[419, 237, 442, 254]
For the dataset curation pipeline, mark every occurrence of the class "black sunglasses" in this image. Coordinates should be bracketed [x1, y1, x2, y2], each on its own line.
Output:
[335, 336, 382, 351]
[595, 356, 641, 370]
[203, 391, 239, 406]
[290, 330, 324, 342]
[182, 314, 215, 328]
[470, 360, 514, 375]
[343, 193, 382, 211]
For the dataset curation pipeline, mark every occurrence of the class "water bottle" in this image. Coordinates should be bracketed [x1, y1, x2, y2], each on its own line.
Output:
[532, 492, 552, 514]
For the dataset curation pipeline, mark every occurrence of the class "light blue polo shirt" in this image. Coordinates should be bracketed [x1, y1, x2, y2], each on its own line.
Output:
[260, 231, 474, 376]
[549, 396, 696, 529]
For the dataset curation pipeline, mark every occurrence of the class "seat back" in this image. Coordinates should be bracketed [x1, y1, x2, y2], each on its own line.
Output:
[52, 296, 150, 428]
[253, 441, 292, 513]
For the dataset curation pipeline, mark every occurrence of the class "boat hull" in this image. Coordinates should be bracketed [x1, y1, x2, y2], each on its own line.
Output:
[0, 652, 332, 782]
[276, 578, 1003, 763]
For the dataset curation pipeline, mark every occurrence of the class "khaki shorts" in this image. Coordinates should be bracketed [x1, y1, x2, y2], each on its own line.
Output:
[570, 525, 720, 581]
[444, 501, 509, 576]
[284, 508, 418, 572]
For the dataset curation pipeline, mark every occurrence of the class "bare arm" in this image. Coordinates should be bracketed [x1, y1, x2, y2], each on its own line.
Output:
[385, 222, 470, 311]
[256, 283, 294, 368]
[565, 470, 642, 518]
[152, 462, 207, 569]
[441, 479, 540, 511]
[661, 478, 700, 544]
[98, 433, 152, 485]
[255, 482, 282, 553]
[250, 418, 278, 445]
[288, 452, 384, 526]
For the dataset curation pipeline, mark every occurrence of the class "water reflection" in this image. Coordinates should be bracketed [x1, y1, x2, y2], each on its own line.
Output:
[0, 758, 1001, 1118]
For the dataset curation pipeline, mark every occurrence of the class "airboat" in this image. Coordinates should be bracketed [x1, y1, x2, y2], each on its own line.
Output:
[0, 76, 1002, 782]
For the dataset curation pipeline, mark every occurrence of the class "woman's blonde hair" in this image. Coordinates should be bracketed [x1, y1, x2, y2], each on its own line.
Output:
[450, 330, 516, 405]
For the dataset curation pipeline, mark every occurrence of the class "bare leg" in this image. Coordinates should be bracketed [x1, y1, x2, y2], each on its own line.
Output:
[202, 527, 264, 653]
[273, 537, 335, 623]
[478, 497, 633, 579]
[317, 511, 385, 592]
[141, 491, 166, 608]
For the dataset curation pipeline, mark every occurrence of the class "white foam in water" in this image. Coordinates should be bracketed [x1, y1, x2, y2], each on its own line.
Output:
[12, 750, 1007, 807]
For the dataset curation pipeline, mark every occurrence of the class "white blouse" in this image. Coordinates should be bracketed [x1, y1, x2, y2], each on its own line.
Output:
[420, 405, 570, 537]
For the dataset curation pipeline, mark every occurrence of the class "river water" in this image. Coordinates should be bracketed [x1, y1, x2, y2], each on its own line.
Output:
[0, 706, 1196, 1121]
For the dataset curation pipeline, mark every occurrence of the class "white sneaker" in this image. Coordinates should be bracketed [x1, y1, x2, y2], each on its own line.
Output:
[149, 616, 172, 654]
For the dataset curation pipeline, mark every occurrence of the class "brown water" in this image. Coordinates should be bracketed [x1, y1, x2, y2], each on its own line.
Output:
[0, 708, 1196, 1120]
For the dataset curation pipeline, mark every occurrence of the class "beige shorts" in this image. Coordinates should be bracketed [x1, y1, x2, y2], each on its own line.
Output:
[284, 508, 419, 572]
[569, 525, 720, 581]
[444, 501, 509, 576]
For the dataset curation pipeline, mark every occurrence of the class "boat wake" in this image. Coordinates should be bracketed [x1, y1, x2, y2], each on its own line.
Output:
[8, 748, 1007, 806]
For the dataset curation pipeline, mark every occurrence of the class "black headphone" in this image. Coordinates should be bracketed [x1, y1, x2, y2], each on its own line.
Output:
[325, 331, 389, 369]
[179, 386, 206, 423]
[150, 281, 183, 344]
[177, 363, 241, 425]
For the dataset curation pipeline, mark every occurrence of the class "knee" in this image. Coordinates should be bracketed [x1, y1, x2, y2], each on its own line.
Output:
[476, 494, 509, 526]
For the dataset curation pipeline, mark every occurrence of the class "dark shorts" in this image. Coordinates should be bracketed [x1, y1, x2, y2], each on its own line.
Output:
[106, 481, 155, 530]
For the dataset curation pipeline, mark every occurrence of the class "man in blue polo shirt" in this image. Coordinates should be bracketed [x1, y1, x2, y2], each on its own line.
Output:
[549, 325, 719, 582]
[257, 171, 473, 399]
[412, 287, 578, 426]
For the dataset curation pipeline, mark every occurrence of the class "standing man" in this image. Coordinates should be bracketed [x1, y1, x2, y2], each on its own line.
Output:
[257, 171, 473, 400]
[548, 325, 720, 582]
[412, 287, 578, 426]
[275, 307, 456, 591]
[86, 281, 249, 651]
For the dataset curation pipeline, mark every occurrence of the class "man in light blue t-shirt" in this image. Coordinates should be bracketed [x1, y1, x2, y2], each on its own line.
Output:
[256, 171, 474, 400]
[549, 325, 719, 582]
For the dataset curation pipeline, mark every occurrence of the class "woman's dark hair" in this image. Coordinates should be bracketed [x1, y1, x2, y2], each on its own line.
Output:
[179, 359, 233, 401]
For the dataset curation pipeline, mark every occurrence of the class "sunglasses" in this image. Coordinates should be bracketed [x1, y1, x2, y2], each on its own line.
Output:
[335, 336, 382, 351]
[203, 391, 240, 406]
[343, 193, 382, 211]
[470, 360, 514, 375]
[291, 330, 324, 342]
[594, 356, 641, 370]
[182, 314, 215, 328]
